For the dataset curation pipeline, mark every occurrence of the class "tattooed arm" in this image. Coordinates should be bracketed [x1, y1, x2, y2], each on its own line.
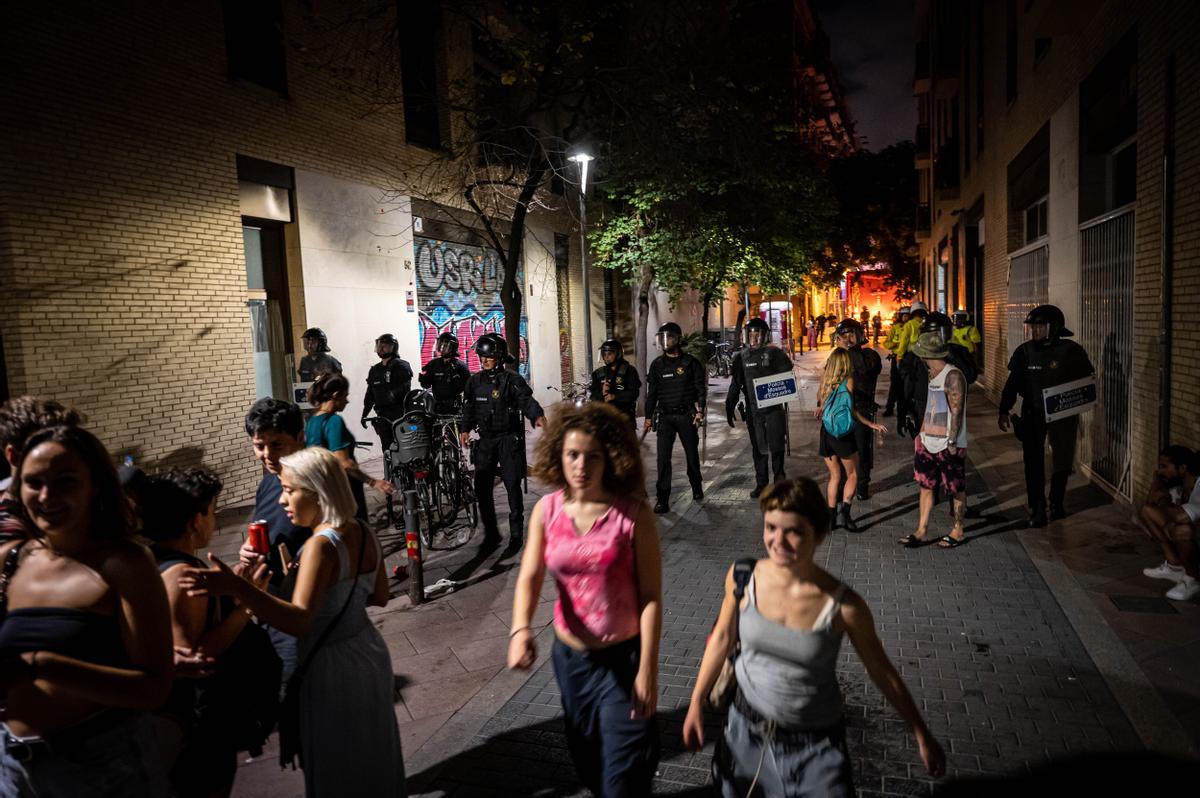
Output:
[945, 369, 967, 452]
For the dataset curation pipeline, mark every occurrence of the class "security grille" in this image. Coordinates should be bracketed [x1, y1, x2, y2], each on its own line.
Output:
[1079, 207, 1134, 497]
[1006, 242, 1049, 356]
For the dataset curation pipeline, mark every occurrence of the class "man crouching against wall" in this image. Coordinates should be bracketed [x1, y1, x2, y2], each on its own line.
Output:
[1139, 445, 1200, 602]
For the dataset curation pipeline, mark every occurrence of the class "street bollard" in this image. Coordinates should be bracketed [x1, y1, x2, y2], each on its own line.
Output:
[403, 489, 424, 606]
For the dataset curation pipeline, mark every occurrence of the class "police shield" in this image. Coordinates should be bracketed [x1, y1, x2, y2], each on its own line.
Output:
[743, 346, 794, 412]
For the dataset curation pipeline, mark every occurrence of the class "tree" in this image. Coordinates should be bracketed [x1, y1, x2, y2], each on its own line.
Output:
[815, 142, 920, 300]
[587, 5, 835, 368]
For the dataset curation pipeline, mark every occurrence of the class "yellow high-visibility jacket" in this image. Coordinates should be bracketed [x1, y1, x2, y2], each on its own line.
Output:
[952, 325, 982, 354]
[895, 317, 925, 358]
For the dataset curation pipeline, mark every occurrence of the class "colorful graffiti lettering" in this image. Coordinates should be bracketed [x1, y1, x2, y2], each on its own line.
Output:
[414, 237, 529, 377]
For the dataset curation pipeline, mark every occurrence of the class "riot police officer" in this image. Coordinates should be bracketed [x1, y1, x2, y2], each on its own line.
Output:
[998, 305, 1094, 527]
[419, 332, 470, 415]
[298, 327, 343, 382]
[589, 339, 641, 427]
[726, 318, 792, 498]
[951, 311, 982, 358]
[361, 333, 413, 448]
[459, 333, 545, 548]
[644, 321, 705, 513]
[833, 318, 882, 499]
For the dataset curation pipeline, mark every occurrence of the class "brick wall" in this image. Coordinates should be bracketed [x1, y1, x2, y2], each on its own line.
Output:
[918, 0, 1200, 502]
[0, 3, 461, 501]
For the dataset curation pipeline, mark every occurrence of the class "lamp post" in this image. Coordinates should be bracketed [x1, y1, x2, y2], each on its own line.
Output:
[568, 152, 594, 368]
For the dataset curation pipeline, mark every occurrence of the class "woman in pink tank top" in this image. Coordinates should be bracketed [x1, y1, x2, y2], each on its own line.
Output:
[508, 402, 663, 797]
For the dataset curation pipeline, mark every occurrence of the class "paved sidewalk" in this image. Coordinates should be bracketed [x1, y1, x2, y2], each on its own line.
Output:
[216, 346, 1198, 796]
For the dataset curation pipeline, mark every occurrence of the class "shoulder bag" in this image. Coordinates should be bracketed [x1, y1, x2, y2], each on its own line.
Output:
[707, 558, 756, 710]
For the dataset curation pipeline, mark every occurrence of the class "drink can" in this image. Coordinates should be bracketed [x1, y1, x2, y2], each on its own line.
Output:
[248, 520, 270, 555]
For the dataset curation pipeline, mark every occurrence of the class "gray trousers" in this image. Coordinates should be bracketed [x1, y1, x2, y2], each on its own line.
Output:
[714, 703, 854, 797]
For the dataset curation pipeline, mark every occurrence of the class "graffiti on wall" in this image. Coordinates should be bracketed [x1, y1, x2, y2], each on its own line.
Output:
[414, 237, 529, 376]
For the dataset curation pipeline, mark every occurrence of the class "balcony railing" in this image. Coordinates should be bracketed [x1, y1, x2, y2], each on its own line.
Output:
[934, 136, 960, 193]
[916, 203, 931, 236]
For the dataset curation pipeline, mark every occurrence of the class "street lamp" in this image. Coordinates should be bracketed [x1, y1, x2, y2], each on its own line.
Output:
[568, 152, 595, 367]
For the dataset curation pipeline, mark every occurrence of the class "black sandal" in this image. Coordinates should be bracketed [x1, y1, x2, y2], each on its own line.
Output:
[937, 534, 966, 548]
[898, 533, 927, 548]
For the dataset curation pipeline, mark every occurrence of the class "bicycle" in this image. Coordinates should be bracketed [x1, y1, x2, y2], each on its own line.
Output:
[429, 414, 479, 532]
[546, 381, 592, 407]
[368, 415, 438, 549]
[707, 342, 734, 378]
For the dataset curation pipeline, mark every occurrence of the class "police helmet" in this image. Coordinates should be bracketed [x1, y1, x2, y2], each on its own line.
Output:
[921, 311, 953, 343]
[599, 339, 623, 357]
[403, 389, 436, 415]
[833, 318, 866, 346]
[302, 327, 330, 352]
[375, 333, 399, 354]
[745, 317, 771, 343]
[655, 322, 683, 350]
[436, 332, 459, 357]
[953, 310, 970, 328]
[1024, 304, 1073, 338]
[909, 301, 928, 318]
[474, 333, 508, 361]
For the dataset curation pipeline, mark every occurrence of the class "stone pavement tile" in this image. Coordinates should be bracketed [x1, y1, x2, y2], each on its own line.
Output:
[393, 646, 469, 685]
[400, 710, 456, 757]
[403, 614, 510, 653]
[402, 667, 502, 720]
[451, 634, 512, 672]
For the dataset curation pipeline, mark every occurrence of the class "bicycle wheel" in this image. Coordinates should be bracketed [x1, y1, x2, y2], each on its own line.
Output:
[459, 465, 479, 529]
[437, 457, 460, 521]
[707, 359, 718, 378]
[416, 479, 436, 549]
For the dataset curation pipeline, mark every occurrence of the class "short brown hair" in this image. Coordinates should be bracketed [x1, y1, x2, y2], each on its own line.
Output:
[307, 373, 350, 405]
[0, 396, 84, 456]
[530, 403, 645, 497]
[759, 478, 830, 542]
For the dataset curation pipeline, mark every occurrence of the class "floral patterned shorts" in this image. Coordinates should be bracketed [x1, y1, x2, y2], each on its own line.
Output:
[913, 437, 967, 494]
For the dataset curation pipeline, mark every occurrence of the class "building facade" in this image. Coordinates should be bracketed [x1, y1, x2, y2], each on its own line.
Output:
[914, 0, 1200, 501]
[0, 1, 601, 500]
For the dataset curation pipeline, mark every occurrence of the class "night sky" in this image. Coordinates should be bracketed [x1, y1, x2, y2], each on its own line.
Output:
[813, 0, 915, 152]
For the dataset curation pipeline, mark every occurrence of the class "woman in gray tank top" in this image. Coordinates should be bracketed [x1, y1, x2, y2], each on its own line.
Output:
[682, 478, 945, 796]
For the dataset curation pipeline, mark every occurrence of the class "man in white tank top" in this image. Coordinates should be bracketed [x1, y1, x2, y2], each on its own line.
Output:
[906, 332, 968, 548]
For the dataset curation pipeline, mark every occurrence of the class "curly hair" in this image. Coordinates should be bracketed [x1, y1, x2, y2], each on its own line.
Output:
[759, 477, 831, 543]
[16, 425, 136, 541]
[244, 397, 303, 438]
[307, 372, 350, 405]
[137, 467, 224, 543]
[530, 402, 644, 497]
[0, 396, 84, 455]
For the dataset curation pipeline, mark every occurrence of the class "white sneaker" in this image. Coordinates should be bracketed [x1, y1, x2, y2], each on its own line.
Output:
[1144, 561, 1187, 581]
[1166, 577, 1200, 601]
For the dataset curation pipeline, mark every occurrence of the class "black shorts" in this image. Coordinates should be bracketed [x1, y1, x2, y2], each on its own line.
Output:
[819, 426, 858, 459]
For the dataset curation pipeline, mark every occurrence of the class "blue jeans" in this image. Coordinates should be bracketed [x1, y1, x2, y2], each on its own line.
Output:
[0, 713, 166, 798]
[552, 637, 659, 798]
[715, 700, 854, 797]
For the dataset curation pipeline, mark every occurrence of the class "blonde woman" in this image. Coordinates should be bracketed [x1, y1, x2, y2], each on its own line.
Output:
[815, 348, 887, 531]
[181, 448, 403, 797]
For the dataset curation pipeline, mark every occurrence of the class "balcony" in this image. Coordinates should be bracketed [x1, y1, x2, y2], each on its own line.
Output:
[914, 41, 930, 94]
[915, 124, 931, 167]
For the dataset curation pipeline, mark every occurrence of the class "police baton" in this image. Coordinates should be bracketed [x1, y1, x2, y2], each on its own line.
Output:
[785, 402, 791, 456]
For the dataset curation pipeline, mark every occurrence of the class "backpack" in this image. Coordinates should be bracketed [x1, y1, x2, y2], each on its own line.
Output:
[157, 553, 282, 756]
[822, 380, 856, 438]
[946, 343, 978, 385]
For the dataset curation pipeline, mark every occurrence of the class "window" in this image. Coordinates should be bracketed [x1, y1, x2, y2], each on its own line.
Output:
[400, 3, 442, 149]
[1110, 140, 1137, 208]
[1024, 197, 1048, 244]
[1005, 0, 1018, 104]
[222, 0, 288, 95]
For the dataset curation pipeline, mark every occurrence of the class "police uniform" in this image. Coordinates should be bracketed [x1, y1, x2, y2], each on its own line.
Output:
[363, 357, 413, 447]
[645, 352, 705, 506]
[589, 359, 642, 427]
[847, 345, 882, 492]
[1000, 338, 1094, 521]
[298, 353, 342, 383]
[726, 344, 792, 489]
[461, 368, 544, 543]
[419, 356, 471, 416]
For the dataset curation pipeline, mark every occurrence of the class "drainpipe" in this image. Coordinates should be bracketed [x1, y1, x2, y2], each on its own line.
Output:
[1158, 55, 1176, 451]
